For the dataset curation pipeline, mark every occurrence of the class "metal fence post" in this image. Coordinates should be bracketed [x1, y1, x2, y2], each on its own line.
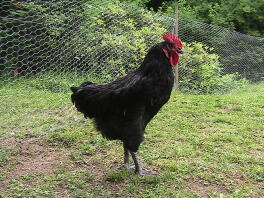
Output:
[173, 5, 179, 90]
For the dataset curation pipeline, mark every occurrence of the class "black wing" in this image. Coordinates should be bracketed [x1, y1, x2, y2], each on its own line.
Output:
[70, 72, 153, 118]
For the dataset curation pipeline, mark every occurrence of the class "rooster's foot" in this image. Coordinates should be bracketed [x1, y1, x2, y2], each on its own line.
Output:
[123, 164, 157, 175]
[137, 168, 158, 175]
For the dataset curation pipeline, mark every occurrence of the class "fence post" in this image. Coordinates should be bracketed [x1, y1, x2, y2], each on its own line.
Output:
[173, 5, 179, 90]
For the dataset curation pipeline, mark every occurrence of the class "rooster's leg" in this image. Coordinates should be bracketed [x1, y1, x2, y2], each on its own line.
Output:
[130, 151, 157, 175]
[123, 143, 130, 168]
[130, 151, 142, 173]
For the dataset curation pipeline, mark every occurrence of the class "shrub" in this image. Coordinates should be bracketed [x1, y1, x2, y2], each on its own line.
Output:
[179, 42, 248, 93]
[1, 0, 247, 93]
[57, 0, 167, 81]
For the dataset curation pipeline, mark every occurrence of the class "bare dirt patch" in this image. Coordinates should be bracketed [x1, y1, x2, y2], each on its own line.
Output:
[0, 136, 17, 149]
[1, 135, 69, 179]
[221, 107, 236, 113]
[200, 126, 218, 134]
[0, 180, 8, 197]
[249, 149, 264, 160]
[186, 179, 229, 198]
[258, 181, 264, 190]
[54, 186, 75, 198]
[63, 147, 135, 196]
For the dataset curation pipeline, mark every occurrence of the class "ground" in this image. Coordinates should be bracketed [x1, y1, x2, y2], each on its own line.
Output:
[0, 81, 263, 197]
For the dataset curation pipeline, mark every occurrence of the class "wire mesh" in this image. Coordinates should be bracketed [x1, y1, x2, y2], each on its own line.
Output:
[179, 19, 264, 80]
[0, 0, 264, 97]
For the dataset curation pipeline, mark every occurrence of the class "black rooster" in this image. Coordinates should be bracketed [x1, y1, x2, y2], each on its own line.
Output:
[71, 33, 183, 175]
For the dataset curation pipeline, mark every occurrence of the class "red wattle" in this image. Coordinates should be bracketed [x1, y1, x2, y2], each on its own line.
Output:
[163, 47, 179, 66]
[170, 53, 179, 66]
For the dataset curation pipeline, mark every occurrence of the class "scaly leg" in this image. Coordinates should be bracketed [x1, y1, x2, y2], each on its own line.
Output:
[130, 151, 157, 175]
[123, 143, 130, 169]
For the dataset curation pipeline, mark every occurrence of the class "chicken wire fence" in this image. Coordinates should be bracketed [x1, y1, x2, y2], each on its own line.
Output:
[1, 0, 264, 96]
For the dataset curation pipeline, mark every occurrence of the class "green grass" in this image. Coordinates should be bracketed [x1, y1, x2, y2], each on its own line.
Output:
[0, 79, 263, 197]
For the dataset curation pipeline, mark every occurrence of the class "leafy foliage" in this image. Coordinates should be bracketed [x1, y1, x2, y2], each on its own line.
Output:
[127, 0, 264, 83]
[0, 1, 50, 75]
[180, 42, 248, 93]
[69, 0, 166, 81]
[144, 0, 264, 37]
[0, 0, 248, 93]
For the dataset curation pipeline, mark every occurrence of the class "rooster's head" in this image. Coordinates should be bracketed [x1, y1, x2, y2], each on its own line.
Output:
[162, 33, 183, 66]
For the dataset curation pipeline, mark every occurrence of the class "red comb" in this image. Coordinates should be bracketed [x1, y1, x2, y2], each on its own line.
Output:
[163, 33, 183, 49]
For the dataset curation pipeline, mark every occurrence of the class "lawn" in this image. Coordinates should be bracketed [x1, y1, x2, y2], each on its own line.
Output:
[0, 80, 263, 197]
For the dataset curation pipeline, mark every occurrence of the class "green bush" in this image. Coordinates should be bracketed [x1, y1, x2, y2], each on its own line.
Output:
[179, 42, 248, 93]
[60, 0, 167, 81]
[1, 0, 248, 93]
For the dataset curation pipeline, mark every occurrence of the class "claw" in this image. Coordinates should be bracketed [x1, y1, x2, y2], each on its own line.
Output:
[123, 165, 158, 175]
[122, 163, 133, 169]
[137, 168, 158, 176]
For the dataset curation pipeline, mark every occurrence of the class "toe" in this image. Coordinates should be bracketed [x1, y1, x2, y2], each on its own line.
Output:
[138, 168, 158, 175]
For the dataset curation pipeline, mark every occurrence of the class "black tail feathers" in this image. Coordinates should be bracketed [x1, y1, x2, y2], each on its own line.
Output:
[70, 86, 81, 104]
[80, 81, 93, 87]
[70, 86, 79, 93]
[71, 80, 93, 93]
